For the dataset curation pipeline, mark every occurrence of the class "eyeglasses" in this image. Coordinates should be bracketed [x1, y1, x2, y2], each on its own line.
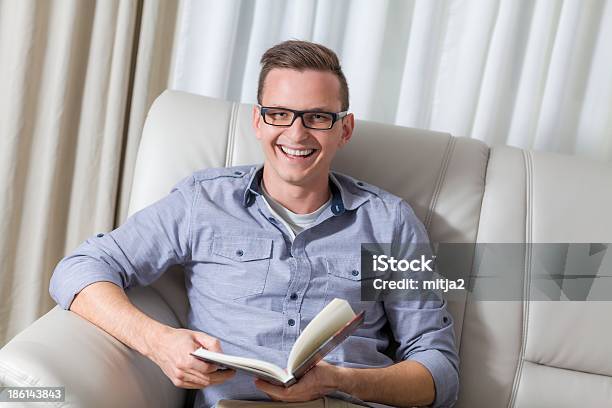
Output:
[257, 105, 348, 130]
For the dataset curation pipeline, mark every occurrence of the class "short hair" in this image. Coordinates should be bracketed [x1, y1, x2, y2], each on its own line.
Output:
[257, 40, 349, 111]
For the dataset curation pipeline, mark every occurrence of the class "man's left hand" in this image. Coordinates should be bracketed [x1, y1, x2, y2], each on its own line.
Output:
[254, 361, 342, 402]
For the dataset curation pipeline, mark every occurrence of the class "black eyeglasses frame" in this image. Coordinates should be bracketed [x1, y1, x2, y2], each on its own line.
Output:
[256, 104, 348, 130]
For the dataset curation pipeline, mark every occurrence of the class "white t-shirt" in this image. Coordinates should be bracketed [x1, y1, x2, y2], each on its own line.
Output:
[260, 182, 331, 240]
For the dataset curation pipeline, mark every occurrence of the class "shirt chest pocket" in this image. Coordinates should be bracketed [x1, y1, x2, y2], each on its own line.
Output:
[206, 235, 273, 300]
[325, 258, 386, 305]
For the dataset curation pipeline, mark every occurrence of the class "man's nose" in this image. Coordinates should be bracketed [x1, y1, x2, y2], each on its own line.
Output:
[285, 115, 310, 141]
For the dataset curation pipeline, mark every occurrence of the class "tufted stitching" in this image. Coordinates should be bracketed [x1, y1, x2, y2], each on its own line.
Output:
[508, 150, 534, 408]
[224, 102, 239, 167]
[425, 135, 455, 231]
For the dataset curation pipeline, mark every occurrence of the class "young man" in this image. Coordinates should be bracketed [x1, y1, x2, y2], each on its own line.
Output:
[50, 41, 458, 408]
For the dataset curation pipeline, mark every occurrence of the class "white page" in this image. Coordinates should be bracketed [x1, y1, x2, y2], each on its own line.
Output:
[192, 348, 293, 384]
[286, 298, 355, 373]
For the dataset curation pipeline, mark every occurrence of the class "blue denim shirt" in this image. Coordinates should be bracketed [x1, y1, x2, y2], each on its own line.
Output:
[49, 165, 459, 408]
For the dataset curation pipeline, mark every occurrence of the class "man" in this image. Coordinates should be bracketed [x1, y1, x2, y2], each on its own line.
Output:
[50, 40, 458, 408]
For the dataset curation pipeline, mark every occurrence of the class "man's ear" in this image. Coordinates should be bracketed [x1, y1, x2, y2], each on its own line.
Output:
[338, 113, 355, 148]
[252, 105, 262, 139]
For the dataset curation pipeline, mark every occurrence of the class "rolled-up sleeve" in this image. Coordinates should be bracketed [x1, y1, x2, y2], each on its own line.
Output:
[384, 200, 459, 407]
[49, 175, 196, 310]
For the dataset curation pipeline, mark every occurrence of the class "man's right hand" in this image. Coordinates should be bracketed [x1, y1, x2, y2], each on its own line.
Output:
[147, 327, 236, 389]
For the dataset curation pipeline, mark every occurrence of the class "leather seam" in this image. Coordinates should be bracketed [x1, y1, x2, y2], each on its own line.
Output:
[425, 135, 455, 231]
[0, 360, 35, 386]
[225, 102, 239, 166]
[471, 146, 492, 244]
[0, 361, 65, 407]
[458, 145, 491, 352]
[523, 359, 612, 379]
[508, 150, 533, 408]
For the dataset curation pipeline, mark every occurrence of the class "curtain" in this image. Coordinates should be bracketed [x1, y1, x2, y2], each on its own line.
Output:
[0, 0, 179, 347]
[171, 0, 612, 161]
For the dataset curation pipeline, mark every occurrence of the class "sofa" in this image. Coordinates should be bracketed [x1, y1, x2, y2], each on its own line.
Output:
[1, 90, 611, 407]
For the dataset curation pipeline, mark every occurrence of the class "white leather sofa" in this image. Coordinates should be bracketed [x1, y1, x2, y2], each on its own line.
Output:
[1, 90, 611, 407]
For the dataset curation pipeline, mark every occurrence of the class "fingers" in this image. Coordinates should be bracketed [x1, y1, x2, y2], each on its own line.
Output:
[190, 356, 220, 374]
[254, 379, 281, 394]
[154, 329, 235, 391]
[173, 369, 236, 389]
[254, 378, 319, 403]
[193, 332, 223, 352]
[172, 370, 208, 389]
[206, 369, 236, 383]
[254, 379, 290, 399]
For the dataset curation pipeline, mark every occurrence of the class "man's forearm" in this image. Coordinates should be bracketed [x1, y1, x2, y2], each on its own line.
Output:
[334, 360, 435, 407]
[69, 281, 170, 358]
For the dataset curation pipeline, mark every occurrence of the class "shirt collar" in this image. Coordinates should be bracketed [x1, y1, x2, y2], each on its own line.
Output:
[243, 165, 370, 215]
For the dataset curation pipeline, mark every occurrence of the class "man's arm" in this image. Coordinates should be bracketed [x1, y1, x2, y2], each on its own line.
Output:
[70, 281, 235, 388]
[255, 360, 435, 407]
[335, 360, 435, 406]
[50, 175, 234, 388]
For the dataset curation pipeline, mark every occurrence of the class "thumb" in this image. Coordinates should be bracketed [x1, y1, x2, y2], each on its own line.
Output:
[193, 331, 223, 352]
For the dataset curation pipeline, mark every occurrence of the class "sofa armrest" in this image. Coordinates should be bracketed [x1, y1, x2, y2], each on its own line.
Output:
[0, 286, 186, 408]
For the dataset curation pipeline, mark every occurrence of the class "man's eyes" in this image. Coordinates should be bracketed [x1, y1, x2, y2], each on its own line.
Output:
[265, 110, 331, 122]
[268, 111, 289, 118]
[309, 113, 332, 122]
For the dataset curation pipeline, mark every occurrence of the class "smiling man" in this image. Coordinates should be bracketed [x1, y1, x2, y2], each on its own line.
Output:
[49, 41, 459, 408]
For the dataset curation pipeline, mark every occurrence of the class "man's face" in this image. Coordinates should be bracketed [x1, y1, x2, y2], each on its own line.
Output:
[252, 68, 354, 187]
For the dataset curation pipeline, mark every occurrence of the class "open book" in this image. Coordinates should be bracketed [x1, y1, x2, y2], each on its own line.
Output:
[191, 298, 365, 387]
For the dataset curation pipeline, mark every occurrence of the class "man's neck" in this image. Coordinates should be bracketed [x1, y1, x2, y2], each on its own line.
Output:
[261, 167, 331, 214]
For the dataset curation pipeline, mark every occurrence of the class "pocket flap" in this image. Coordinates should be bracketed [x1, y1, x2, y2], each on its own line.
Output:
[326, 258, 365, 281]
[212, 236, 273, 262]
[326, 257, 388, 281]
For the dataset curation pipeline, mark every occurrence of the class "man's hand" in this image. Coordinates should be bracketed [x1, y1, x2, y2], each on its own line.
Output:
[254, 361, 339, 402]
[147, 327, 235, 389]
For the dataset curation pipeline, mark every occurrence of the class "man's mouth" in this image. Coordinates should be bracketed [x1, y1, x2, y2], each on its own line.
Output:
[277, 145, 317, 159]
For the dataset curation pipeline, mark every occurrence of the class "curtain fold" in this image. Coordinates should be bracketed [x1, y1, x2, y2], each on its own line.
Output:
[115, 0, 181, 224]
[0, 0, 179, 347]
[171, 0, 612, 161]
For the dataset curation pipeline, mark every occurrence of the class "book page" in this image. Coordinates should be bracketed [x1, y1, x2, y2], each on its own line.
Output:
[291, 311, 364, 380]
[191, 348, 293, 384]
[286, 298, 356, 373]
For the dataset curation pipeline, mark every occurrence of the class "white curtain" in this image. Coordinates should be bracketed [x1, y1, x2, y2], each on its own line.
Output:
[0, 0, 179, 347]
[171, 0, 612, 161]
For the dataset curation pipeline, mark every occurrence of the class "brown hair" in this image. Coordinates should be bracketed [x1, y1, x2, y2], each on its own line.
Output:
[257, 40, 349, 111]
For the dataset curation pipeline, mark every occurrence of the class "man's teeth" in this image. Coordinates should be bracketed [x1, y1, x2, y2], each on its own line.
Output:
[280, 146, 314, 156]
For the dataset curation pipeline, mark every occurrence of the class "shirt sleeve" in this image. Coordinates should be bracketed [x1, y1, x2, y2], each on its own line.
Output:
[383, 200, 460, 408]
[49, 175, 196, 310]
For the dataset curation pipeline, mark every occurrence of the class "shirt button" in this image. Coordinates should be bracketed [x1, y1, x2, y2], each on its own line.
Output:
[234, 171, 242, 175]
[290, 293, 298, 300]
[288, 319, 295, 326]
[236, 249, 244, 257]
[351, 269, 359, 276]
[96, 233, 104, 238]
[268, 217, 277, 224]
[356, 181, 364, 186]
[443, 316, 449, 324]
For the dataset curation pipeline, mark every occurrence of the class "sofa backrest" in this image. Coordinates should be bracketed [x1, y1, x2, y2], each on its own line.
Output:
[458, 146, 612, 407]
